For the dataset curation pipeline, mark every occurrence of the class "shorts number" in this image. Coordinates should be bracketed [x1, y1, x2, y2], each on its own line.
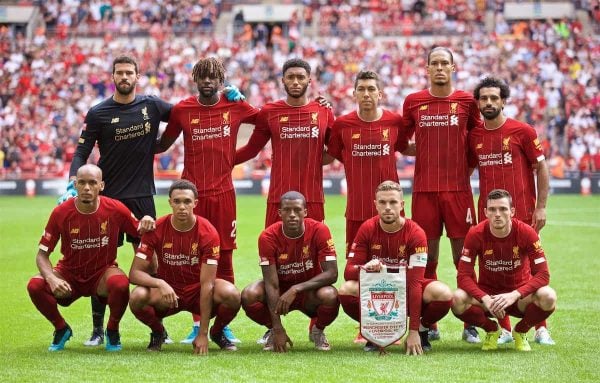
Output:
[466, 208, 473, 225]
[231, 220, 237, 238]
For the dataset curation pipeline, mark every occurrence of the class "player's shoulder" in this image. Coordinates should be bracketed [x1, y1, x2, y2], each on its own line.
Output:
[173, 95, 197, 108]
[450, 89, 476, 100]
[505, 118, 536, 134]
[155, 215, 171, 228]
[261, 221, 283, 240]
[87, 96, 116, 114]
[333, 111, 358, 127]
[381, 109, 402, 120]
[100, 196, 131, 213]
[260, 100, 286, 112]
[196, 215, 217, 231]
[404, 218, 426, 235]
[305, 217, 329, 231]
[512, 218, 538, 236]
[405, 89, 429, 101]
[468, 220, 488, 237]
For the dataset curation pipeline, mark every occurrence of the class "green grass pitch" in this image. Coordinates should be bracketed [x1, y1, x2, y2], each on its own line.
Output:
[1, 194, 599, 382]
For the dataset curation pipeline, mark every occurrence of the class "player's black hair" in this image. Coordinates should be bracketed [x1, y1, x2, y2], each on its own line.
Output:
[427, 46, 454, 65]
[473, 76, 511, 100]
[282, 58, 311, 76]
[112, 55, 138, 74]
[487, 189, 513, 207]
[192, 57, 225, 85]
[354, 70, 381, 90]
[169, 179, 198, 199]
[280, 190, 307, 208]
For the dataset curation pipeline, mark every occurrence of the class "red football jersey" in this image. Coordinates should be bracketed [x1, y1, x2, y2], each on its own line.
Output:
[237, 100, 334, 203]
[136, 215, 220, 293]
[458, 218, 550, 300]
[346, 216, 428, 331]
[164, 96, 258, 197]
[327, 109, 406, 220]
[258, 218, 337, 291]
[39, 197, 140, 284]
[468, 118, 546, 223]
[402, 89, 482, 192]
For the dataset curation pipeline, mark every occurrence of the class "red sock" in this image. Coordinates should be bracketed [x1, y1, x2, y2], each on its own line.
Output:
[211, 304, 240, 335]
[27, 278, 66, 330]
[421, 300, 452, 328]
[424, 261, 438, 279]
[455, 306, 498, 332]
[131, 305, 164, 333]
[514, 304, 554, 333]
[498, 314, 512, 331]
[315, 303, 339, 329]
[192, 313, 201, 322]
[535, 320, 547, 330]
[216, 249, 234, 284]
[339, 295, 360, 322]
[243, 301, 272, 327]
[105, 274, 129, 331]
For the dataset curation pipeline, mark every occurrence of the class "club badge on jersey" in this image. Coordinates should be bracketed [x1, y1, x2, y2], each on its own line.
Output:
[359, 265, 407, 349]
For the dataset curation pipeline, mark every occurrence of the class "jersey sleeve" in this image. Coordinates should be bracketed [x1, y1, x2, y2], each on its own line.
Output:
[402, 95, 416, 138]
[516, 229, 550, 298]
[314, 223, 337, 263]
[406, 223, 427, 331]
[258, 230, 277, 266]
[69, 111, 100, 177]
[345, 222, 371, 281]
[116, 201, 141, 239]
[152, 96, 173, 122]
[457, 229, 488, 301]
[326, 121, 344, 161]
[467, 131, 479, 169]
[520, 125, 546, 164]
[235, 109, 272, 164]
[467, 97, 483, 131]
[240, 101, 260, 124]
[394, 116, 408, 153]
[199, 219, 220, 266]
[324, 106, 335, 145]
[162, 103, 183, 139]
[38, 207, 63, 254]
[136, 230, 159, 262]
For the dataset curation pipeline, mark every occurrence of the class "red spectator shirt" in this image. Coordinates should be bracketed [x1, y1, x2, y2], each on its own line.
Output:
[327, 109, 406, 220]
[468, 118, 546, 222]
[136, 215, 220, 293]
[458, 218, 549, 300]
[346, 216, 428, 331]
[163, 96, 258, 197]
[402, 89, 482, 192]
[236, 100, 334, 203]
[38, 197, 140, 284]
[258, 218, 337, 291]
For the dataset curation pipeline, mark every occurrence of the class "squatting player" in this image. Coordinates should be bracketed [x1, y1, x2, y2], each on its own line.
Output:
[128, 180, 241, 354]
[469, 76, 554, 345]
[401, 46, 482, 342]
[27, 164, 155, 351]
[157, 57, 258, 344]
[339, 181, 453, 354]
[451, 189, 557, 352]
[241, 191, 339, 352]
[64, 55, 172, 346]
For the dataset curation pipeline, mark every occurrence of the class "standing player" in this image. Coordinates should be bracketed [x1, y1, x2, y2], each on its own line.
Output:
[61, 55, 173, 346]
[469, 76, 553, 345]
[401, 47, 482, 342]
[157, 57, 259, 344]
[235, 58, 335, 227]
[339, 181, 453, 354]
[452, 189, 557, 351]
[241, 191, 339, 352]
[129, 180, 241, 354]
[27, 164, 155, 351]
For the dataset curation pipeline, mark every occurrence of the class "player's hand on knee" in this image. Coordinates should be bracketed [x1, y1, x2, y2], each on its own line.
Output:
[57, 180, 77, 205]
[223, 85, 245, 101]
[193, 333, 209, 355]
[276, 287, 298, 315]
[157, 280, 178, 308]
[48, 276, 72, 298]
[138, 216, 156, 234]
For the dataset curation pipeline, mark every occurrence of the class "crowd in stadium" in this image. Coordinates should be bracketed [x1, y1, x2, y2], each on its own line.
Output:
[0, 1, 599, 180]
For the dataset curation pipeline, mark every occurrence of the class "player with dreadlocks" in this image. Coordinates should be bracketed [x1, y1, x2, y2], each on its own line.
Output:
[157, 57, 259, 346]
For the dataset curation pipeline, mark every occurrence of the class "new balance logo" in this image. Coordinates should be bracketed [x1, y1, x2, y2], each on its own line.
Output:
[420, 105, 428, 111]
[111, 118, 120, 124]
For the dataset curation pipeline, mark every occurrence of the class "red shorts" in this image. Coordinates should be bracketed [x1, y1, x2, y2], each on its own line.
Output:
[265, 202, 325, 228]
[411, 191, 475, 239]
[346, 219, 366, 258]
[194, 190, 237, 250]
[156, 281, 218, 318]
[279, 284, 319, 317]
[54, 265, 115, 306]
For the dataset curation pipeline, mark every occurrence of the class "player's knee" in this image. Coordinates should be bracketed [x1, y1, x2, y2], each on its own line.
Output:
[338, 281, 358, 296]
[215, 280, 241, 307]
[129, 286, 149, 307]
[428, 281, 453, 302]
[535, 286, 557, 310]
[107, 274, 129, 293]
[27, 277, 46, 295]
[451, 289, 469, 313]
[241, 281, 264, 306]
[317, 286, 338, 305]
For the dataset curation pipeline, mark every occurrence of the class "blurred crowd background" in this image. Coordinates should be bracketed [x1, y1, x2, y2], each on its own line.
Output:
[1, 0, 599, 182]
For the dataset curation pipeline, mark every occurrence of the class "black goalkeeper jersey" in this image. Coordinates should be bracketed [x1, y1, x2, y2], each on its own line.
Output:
[70, 95, 172, 199]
